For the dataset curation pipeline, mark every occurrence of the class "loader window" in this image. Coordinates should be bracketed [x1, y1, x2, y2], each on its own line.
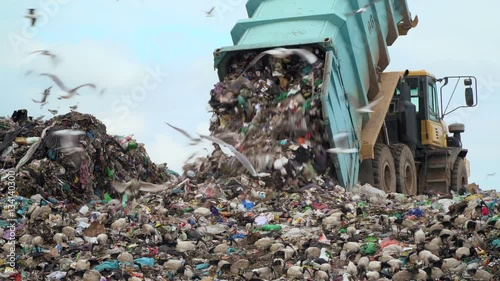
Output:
[427, 83, 440, 121]
[396, 79, 420, 112]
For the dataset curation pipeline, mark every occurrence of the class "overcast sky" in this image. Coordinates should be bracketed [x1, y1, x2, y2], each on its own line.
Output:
[1, 0, 499, 191]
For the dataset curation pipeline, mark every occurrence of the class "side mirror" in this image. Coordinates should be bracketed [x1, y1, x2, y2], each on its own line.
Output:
[465, 87, 474, 106]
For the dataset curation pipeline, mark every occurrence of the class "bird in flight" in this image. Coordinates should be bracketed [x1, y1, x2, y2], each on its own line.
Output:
[28, 50, 60, 66]
[485, 173, 496, 180]
[205, 7, 215, 17]
[32, 86, 52, 106]
[25, 9, 38, 27]
[327, 132, 358, 154]
[111, 180, 174, 197]
[198, 134, 270, 178]
[356, 96, 384, 113]
[69, 102, 79, 111]
[39, 73, 96, 99]
[345, 0, 382, 16]
[241, 47, 318, 76]
[48, 108, 59, 116]
[51, 129, 85, 155]
[165, 122, 202, 145]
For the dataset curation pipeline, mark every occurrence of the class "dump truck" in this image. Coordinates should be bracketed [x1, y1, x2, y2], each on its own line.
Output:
[212, 0, 478, 195]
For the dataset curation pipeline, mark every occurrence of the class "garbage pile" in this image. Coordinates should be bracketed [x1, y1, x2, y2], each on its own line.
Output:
[0, 177, 499, 280]
[0, 111, 173, 202]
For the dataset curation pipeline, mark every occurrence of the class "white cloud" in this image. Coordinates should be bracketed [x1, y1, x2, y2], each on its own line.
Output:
[98, 111, 148, 137]
[145, 122, 214, 174]
[24, 40, 145, 91]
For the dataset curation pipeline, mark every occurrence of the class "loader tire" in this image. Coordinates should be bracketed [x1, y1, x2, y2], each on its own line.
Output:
[390, 144, 417, 195]
[372, 144, 397, 193]
[451, 157, 468, 192]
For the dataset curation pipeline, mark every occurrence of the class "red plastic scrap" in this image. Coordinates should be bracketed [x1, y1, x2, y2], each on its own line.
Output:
[311, 202, 328, 210]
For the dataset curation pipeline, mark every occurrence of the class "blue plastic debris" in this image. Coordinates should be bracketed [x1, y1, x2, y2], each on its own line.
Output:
[93, 260, 119, 272]
[492, 239, 500, 248]
[406, 208, 424, 218]
[195, 263, 210, 270]
[232, 233, 246, 240]
[134, 257, 155, 267]
[242, 199, 254, 210]
[86, 130, 96, 140]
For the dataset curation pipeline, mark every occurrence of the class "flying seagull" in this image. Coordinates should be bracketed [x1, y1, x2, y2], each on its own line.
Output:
[356, 96, 384, 113]
[241, 47, 318, 75]
[345, 0, 382, 16]
[39, 73, 96, 99]
[205, 7, 215, 17]
[198, 134, 270, 178]
[485, 173, 496, 180]
[165, 122, 202, 145]
[111, 180, 174, 197]
[48, 108, 58, 116]
[25, 9, 38, 27]
[327, 132, 358, 154]
[51, 129, 85, 154]
[32, 86, 52, 105]
[69, 102, 79, 111]
[29, 50, 60, 66]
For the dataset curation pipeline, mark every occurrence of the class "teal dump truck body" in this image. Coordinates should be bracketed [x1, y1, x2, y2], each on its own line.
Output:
[213, 0, 416, 190]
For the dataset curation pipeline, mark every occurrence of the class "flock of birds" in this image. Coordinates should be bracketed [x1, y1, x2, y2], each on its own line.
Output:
[26, 49, 102, 116]
[21, 8, 105, 116]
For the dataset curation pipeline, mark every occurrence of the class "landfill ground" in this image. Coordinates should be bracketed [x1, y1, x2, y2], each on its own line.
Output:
[1, 47, 499, 281]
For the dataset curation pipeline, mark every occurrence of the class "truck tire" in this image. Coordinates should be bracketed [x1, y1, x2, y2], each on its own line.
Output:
[451, 157, 468, 192]
[390, 144, 417, 195]
[372, 144, 397, 193]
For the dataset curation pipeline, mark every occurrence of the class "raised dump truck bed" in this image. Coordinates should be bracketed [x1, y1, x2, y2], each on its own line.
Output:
[213, 0, 418, 190]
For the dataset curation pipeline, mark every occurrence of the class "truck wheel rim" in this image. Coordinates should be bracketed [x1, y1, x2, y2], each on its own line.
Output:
[383, 163, 391, 192]
[404, 162, 415, 194]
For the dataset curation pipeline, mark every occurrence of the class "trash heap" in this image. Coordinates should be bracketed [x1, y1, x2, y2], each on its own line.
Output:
[0, 111, 173, 203]
[0, 177, 499, 280]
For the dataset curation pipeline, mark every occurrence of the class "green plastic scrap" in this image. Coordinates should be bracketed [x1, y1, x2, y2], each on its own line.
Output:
[106, 168, 114, 179]
[122, 194, 128, 207]
[103, 194, 112, 203]
[276, 92, 288, 102]
[304, 99, 311, 111]
[237, 95, 247, 107]
[361, 242, 378, 255]
[364, 236, 378, 243]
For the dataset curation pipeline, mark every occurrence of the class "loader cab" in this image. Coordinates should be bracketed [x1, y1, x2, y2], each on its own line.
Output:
[404, 71, 448, 149]
[389, 71, 447, 149]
